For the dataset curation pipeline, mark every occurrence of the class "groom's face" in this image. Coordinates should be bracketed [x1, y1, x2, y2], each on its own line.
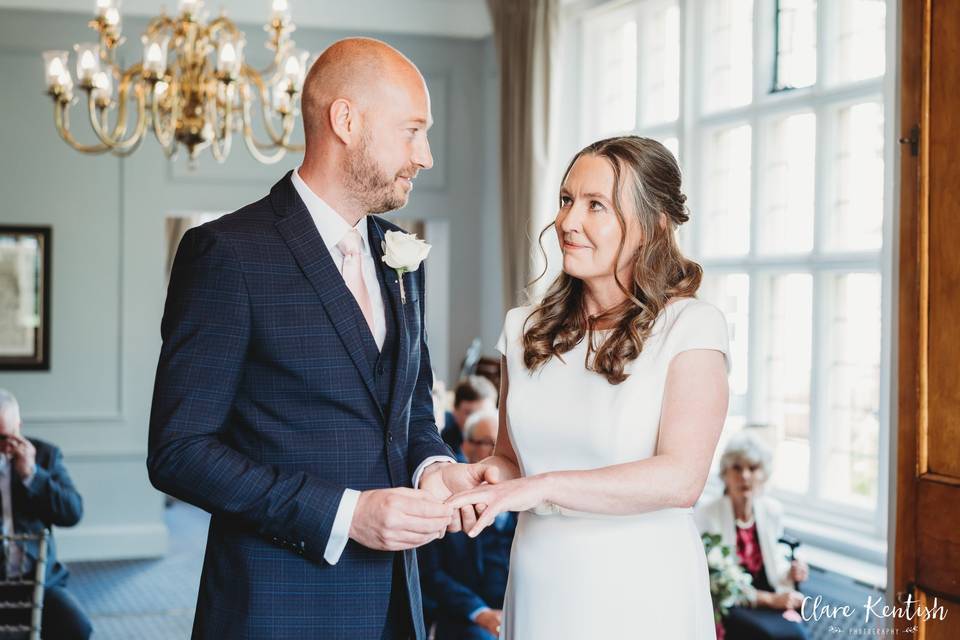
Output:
[347, 78, 434, 214]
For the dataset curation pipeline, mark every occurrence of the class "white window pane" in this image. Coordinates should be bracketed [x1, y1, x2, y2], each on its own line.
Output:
[702, 0, 753, 113]
[826, 101, 884, 252]
[700, 124, 751, 257]
[824, 272, 881, 508]
[758, 112, 815, 254]
[699, 273, 749, 395]
[640, 3, 680, 126]
[774, 0, 817, 90]
[763, 273, 813, 495]
[661, 135, 680, 163]
[587, 18, 638, 138]
[828, 0, 886, 85]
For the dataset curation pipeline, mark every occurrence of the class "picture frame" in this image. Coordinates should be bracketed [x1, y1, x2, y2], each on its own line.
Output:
[0, 226, 51, 370]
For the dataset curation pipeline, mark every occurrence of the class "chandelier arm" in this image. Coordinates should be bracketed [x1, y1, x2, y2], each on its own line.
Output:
[207, 88, 234, 163]
[109, 125, 148, 157]
[53, 99, 111, 155]
[102, 63, 143, 144]
[241, 128, 288, 164]
[151, 90, 177, 151]
[206, 16, 240, 41]
[144, 15, 177, 40]
[241, 65, 293, 146]
[86, 86, 147, 151]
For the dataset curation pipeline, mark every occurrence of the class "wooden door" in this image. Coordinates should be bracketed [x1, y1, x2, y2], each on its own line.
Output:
[895, 1, 960, 637]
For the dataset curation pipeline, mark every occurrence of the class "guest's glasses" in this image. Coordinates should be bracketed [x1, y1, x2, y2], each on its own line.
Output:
[467, 438, 496, 449]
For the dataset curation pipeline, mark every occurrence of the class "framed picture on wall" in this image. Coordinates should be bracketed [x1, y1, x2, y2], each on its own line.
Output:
[0, 226, 51, 370]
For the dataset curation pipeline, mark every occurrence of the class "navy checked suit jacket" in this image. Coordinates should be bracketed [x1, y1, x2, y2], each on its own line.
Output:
[147, 172, 454, 639]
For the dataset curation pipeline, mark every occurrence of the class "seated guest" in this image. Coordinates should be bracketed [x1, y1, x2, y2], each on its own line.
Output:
[420, 409, 515, 640]
[0, 390, 91, 639]
[442, 376, 498, 462]
[695, 432, 810, 640]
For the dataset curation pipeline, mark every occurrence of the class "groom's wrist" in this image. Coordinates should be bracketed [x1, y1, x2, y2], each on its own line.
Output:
[469, 606, 491, 622]
[412, 456, 455, 489]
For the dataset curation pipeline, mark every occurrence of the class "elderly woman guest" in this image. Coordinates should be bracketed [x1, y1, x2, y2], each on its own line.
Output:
[695, 432, 810, 640]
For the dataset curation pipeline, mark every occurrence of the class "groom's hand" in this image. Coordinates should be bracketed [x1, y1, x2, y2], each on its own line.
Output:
[349, 488, 454, 552]
[420, 462, 501, 534]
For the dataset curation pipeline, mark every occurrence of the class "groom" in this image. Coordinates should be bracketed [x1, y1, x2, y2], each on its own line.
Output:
[148, 38, 492, 639]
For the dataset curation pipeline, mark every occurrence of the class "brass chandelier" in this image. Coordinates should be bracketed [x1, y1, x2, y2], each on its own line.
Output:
[42, 0, 309, 164]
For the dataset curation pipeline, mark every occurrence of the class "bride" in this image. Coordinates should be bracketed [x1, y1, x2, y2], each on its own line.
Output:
[448, 136, 730, 639]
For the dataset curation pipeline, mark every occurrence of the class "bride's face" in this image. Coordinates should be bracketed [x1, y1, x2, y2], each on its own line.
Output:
[555, 154, 642, 283]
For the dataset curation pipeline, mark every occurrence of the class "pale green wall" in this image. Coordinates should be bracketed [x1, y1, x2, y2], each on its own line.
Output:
[0, 8, 501, 560]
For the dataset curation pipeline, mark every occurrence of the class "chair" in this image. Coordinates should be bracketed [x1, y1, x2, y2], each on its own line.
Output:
[778, 533, 802, 590]
[0, 530, 49, 640]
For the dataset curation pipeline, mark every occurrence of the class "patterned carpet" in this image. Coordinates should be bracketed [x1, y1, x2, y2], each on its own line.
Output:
[68, 502, 206, 639]
[65, 502, 889, 639]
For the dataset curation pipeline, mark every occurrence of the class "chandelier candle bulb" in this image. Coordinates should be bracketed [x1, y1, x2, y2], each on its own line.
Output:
[283, 49, 309, 90]
[272, 80, 292, 113]
[42, 51, 72, 92]
[74, 43, 100, 84]
[216, 36, 245, 78]
[271, 0, 291, 23]
[91, 70, 112, 106]
[141, 34, 170, 77]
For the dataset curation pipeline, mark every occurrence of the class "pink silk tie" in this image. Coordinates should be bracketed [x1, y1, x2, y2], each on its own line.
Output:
[336, 229, 376, 336]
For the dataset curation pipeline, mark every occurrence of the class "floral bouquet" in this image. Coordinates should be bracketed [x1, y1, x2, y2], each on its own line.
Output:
[702, 532, 754, 627]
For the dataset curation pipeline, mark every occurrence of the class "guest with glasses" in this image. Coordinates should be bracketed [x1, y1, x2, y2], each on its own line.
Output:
[441, 377, 498, 462]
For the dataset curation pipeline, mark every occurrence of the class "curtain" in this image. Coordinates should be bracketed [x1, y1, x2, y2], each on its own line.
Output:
[487, 0, 561, 308]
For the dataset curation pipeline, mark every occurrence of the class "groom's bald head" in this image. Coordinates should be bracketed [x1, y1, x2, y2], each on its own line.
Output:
[298, 37, 434, 217]
[301, 38, 428, 141]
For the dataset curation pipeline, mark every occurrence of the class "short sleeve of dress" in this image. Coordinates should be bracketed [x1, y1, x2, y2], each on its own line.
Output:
[497, 320, 507, 356]
[666, 301, 732, 374]
[497, 307, 524, 356]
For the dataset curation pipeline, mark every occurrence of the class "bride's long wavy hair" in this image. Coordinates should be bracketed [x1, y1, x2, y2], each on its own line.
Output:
[521, 136, 702, 385]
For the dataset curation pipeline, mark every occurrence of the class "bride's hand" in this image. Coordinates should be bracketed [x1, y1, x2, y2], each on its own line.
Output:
[446, 475, 550, 538]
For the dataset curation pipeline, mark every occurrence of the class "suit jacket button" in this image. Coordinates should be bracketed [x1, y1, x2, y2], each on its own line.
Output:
[387, 432, 394, 443]
[377, 364, 385, 376]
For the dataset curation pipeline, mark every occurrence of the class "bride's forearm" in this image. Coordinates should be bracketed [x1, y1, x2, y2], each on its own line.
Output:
[536, 454, 706, 515]
[480, 454, 521, 482]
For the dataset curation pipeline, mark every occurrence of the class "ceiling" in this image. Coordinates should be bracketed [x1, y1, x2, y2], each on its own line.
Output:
[0, 0, 493, 39]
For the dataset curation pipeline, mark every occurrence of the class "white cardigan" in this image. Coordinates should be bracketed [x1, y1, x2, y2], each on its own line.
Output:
[694, 494, 795, 594]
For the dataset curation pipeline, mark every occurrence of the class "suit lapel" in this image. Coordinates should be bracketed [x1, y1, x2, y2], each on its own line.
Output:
[271, 172, 383, 419]
[369, 217, 411, 426]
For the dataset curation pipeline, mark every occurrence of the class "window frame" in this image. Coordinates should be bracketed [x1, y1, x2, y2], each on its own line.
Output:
[569, 0, 898, 564]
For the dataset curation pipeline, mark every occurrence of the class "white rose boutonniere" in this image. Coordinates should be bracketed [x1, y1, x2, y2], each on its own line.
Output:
[381, 230, 431, 304]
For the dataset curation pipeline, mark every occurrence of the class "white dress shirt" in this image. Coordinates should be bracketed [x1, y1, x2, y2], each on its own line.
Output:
[291, 169, 453, 565]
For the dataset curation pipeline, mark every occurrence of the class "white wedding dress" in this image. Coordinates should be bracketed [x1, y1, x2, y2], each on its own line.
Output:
[495, 297, 730, 639]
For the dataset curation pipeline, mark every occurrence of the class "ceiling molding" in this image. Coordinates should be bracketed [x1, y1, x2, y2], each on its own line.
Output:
[0, 0, 493, 39]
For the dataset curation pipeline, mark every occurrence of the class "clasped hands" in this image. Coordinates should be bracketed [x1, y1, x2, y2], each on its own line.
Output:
[349, 461, 546, 552]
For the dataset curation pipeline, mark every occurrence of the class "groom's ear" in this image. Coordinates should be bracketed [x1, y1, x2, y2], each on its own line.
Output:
[329, 98, 357, 146]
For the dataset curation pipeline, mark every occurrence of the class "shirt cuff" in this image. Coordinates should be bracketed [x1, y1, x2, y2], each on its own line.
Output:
[412, 456, 457, 489]
[323, 488, 361, 565]
[469, 606, 491, 622]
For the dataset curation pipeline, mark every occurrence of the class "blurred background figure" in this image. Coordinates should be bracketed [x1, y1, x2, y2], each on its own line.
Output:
[0, 390, 91, 639]
[420, 408, 515, 640]
[695, 432, 809, 640]
[441, 376, 498, 462]
[432, 376, 449, 431]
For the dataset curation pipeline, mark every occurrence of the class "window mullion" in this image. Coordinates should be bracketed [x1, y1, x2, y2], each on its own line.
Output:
[808, 269, 829, 503]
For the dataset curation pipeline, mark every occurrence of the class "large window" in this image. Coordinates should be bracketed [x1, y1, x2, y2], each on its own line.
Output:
[574, 0, 892, 558]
